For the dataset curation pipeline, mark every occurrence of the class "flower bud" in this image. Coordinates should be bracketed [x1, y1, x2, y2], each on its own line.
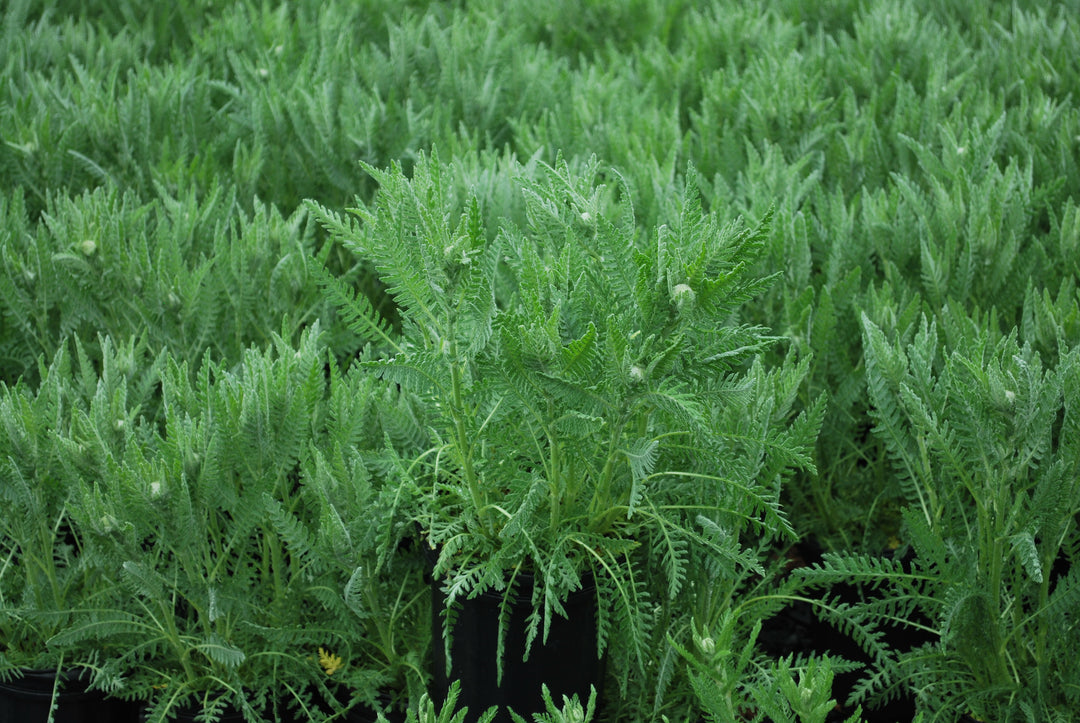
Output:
[79, 239, 97, 256]
[99, 514, 117, 534]
[672, 283, 695, 310]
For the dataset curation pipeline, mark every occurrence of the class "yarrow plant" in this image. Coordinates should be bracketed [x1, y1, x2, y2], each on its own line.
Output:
[310, 150, 822, 692]
[796, 312, 1080, 722]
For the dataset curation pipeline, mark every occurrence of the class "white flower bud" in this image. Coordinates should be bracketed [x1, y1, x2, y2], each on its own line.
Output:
[79, 239, 97, 256]
[672, 283, 695, 309]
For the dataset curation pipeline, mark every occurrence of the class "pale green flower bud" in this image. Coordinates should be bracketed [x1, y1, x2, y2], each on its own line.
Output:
[672, 283, 695, 310]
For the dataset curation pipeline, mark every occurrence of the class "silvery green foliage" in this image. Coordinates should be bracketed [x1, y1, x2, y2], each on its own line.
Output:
[30, 323, 425, 722]
[0, 334, 163, 680]
[311, 151, 821, 693]
[0, 184, 332, 392]
[3, 0, 1079, 719]
[799, 312, 1080, 721]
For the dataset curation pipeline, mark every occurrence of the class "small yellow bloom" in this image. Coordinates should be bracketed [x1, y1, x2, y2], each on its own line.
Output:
[318, 647, 344, 676]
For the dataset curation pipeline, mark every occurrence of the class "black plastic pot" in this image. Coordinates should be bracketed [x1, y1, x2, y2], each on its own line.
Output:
[430, 571, 603, 723]
[0, 668, 139, 723]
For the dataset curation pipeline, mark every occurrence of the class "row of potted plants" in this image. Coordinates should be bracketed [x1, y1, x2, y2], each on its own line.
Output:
[9, 150, 1077, 722]
[2, 155, 833, 722]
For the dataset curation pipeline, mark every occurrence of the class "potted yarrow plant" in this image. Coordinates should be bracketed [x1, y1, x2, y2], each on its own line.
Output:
[275, 356, 432, 721]
[797, 315, 1080, 721]
[0, 336, 154, 722]
[59, 324, 370, 723]
[310, 151, 821, 717]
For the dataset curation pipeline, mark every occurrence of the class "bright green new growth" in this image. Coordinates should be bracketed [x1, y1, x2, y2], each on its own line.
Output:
[311, 150, 822, 689]
[397, 680, 497, 723]
[508, 684, 597, 723]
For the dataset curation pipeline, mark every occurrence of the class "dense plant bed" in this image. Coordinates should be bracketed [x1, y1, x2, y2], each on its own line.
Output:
[3, 1, 1079, 721]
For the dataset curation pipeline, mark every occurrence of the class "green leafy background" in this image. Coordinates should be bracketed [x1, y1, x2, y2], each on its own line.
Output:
[2, 0, 1078, 721]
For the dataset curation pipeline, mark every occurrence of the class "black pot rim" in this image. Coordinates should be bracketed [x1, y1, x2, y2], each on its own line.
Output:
[0, 667, 100, 701]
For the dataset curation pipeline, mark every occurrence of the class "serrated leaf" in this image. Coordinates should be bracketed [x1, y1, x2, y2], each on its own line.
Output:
[1009, 531, 1043, 584]
[621, 438, 658, 518]
[560, 321, 598, 377]
[198, 634, 245, 668]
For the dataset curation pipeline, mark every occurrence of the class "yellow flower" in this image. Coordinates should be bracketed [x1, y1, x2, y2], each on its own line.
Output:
[318, 647, 344, 676]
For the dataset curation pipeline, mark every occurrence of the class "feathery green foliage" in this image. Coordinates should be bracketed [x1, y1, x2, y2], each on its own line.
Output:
[3, 0, 1080, 719]
[508, 684, 597, 723]
[398, 680, 497, 723]
[797, 315, 1080, 721]
[28, 324, 427, 721]
[311, 151, 819, 699]
[0, 334, 165, 680]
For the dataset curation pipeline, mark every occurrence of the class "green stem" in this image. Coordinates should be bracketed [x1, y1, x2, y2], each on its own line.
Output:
[266, 525, 286, 610]
[35, 512, 66, 612]
[981, 496, 1012, 689]
[548, 412, 561, 531]
[161, 576, 200, 685]
[448, 339, 488, 533]
[1033, 542, 1053, 681]
[588, 413, 630, 530]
